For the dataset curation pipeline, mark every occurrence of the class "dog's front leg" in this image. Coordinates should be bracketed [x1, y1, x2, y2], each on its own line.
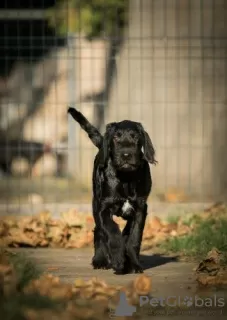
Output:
[99, 201, 125, 274]
[125, 202, 147, 273]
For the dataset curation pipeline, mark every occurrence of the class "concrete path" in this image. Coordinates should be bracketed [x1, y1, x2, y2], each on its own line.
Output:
[13, 248, 224, 297]
[12, 248, 227, 319]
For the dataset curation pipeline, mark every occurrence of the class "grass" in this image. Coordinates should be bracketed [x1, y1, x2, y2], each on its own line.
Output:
[1, 294, 63, 320]
[6, 250, 42, 290]
[160, 216, 227, 262]
[165, 212, 203, 226]
[166, 214, 180, 224]
[0, 249, 64, 320]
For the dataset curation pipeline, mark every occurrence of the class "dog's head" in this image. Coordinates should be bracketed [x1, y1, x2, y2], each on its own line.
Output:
[99, 120, 157, 171]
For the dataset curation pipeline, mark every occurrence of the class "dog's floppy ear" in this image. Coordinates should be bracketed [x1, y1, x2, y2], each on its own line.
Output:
[137, 123, 158, 165]
[99, 122, 117, 167]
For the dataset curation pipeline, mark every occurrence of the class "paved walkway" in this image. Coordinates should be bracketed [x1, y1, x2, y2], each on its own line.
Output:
[12, 248, 213, 295]
[13, 248, 227, 319]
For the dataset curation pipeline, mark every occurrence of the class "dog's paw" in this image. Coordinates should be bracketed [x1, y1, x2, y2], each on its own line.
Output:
[92, 257, 111, 270]
[93, 264, 111, 270]
[132, 264, 144, 274]
[92, 261, 111, 270]
[134, 267, 144, 274]
[114, 268, 125, 275]
[123, 262, 143, 274]
[112, 257, 125, 274]
[113, 264, 125, 275]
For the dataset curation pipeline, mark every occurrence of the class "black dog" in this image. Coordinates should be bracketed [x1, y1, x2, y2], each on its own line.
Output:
[68, 107, 157, 274]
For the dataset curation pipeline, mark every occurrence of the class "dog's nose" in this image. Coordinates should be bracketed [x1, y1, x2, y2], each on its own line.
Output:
[122, 153, 131, 160]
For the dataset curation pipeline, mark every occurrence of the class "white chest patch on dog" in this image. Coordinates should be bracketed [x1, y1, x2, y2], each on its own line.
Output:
[122, 199, 133, 214]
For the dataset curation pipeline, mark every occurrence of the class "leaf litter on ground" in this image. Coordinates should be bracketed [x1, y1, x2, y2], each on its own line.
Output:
[0, 248, 152, 320]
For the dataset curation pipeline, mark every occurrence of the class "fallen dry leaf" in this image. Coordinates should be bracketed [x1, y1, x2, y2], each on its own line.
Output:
[24, 274, 73, 300]
[133, 274, 152, 295]
[8, 228, 40, 247]
[196, 248, 227, 286]
[46, 267, 59, 272]
[61, 209, 87, 227]
[37, 211, 52, 223]
[17, 216, 34, 230]
[196, 248, 222, 275]
[149, 216, 163, 231]
[0, 221, 9, 237]
[204, 202, 225, 214]
[74, 278, 87, 288]
[162, 223, 178, 233]
[196, 273, 227, 286]
[0, 204, 207, 250]
[0, 250, 142, 319]
[164, 189, 188, 202]
[176, 224, 191, 236]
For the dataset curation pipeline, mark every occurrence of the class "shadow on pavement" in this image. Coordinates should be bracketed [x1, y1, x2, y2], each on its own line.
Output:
[140, 254, 179, 270]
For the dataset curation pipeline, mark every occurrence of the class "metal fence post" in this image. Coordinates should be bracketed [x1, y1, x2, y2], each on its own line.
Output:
[67, 32, 77, 178]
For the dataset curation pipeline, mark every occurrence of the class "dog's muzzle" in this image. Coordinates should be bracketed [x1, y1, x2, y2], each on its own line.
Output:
[118, 153, 138, 171]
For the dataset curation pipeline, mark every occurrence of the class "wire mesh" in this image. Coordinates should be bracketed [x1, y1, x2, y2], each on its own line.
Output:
[0, 0, 226, 217]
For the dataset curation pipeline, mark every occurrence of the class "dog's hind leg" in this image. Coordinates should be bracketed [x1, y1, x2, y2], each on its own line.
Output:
[92, 226, 111, 270]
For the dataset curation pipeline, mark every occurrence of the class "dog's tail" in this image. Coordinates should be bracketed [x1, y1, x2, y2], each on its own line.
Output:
[68, 107, 103, 149]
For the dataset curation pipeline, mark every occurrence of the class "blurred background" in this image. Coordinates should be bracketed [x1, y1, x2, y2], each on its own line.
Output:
[0, 0, 226, 215]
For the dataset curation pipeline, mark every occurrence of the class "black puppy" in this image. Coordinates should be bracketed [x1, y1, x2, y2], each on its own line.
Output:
[68, 107, 157, 274]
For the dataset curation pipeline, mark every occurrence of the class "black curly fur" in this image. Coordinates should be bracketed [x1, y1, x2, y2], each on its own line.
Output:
[68, 107, 157, 274]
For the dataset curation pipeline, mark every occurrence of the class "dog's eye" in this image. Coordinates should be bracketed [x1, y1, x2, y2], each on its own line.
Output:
[129, 133, 136, 139]
[114, 132, 122, 139]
